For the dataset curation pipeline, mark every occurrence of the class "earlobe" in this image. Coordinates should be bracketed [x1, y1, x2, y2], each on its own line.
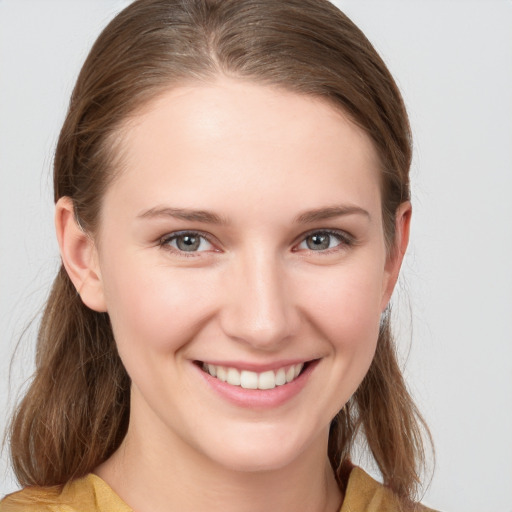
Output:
[380, 201, 412, 311]
[55, 197, 107, 312]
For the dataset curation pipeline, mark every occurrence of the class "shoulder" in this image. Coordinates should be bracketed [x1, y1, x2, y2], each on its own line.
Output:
[0, 474, 131, 512]
[341, 466, 439, 512]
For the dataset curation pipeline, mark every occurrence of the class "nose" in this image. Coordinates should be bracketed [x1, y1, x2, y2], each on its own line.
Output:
[219, 250, 300, 350]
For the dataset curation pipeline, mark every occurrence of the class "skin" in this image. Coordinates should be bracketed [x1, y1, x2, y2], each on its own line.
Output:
[56, 78, 410, 512]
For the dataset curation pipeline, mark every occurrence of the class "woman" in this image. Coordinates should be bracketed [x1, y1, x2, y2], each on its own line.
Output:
[1, 0, 435, 510]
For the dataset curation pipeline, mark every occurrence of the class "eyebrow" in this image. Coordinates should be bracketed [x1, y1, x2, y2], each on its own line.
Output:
[138, 205, 370, 225]
[294, 206, 371, 224]
[137, 206, 229, 225]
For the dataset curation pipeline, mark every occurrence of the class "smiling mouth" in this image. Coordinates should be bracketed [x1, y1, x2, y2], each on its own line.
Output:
[197, 361, 310, 390]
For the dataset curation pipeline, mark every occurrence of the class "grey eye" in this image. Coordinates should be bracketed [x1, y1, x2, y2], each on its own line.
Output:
[176, 234, 201, 251]
[306, 233, 333, 250]
[297, 231, 348, 252]
[161, 232, 214, 253]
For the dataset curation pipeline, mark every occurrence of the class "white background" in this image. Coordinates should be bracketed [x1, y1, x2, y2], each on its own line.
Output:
[1, 1, 511, 511]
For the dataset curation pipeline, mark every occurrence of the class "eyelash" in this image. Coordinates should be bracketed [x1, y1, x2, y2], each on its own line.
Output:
[158, 229, 354, 256]
[159, 230, 216, 257]
[294, 229, 354, 254]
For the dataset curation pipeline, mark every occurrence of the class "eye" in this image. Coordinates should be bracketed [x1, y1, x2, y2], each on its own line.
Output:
[160, 231, 214, 253]
[296, 230, 352, 252]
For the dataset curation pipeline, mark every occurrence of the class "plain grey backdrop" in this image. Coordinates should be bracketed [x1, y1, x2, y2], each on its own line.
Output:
[1, 1, 511, 511]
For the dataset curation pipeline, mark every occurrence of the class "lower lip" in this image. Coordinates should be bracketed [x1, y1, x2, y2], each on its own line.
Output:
[195, 361, 318, 409]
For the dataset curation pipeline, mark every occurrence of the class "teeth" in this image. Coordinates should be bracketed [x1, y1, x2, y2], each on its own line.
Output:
[227, 367, 241, 386]
[240, 370, 258, 389]
[258, 370, 275, 390]
[202, 363, 304, 390]
[275, 368, 286, 386]
[216, 366, 227, 382]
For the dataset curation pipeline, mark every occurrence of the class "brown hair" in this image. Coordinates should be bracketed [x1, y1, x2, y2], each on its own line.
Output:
[9, 0, 430, 501]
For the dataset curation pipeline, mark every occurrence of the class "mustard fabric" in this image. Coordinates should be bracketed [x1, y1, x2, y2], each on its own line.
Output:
[0, 475, 130, 512]
[0, 466, 436, 512]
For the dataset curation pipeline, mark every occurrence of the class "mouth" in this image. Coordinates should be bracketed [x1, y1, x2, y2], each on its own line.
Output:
[196, 361, 312, 390]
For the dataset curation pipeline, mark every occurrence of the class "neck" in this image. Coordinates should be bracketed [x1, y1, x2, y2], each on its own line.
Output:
[95, 405, 342, 512]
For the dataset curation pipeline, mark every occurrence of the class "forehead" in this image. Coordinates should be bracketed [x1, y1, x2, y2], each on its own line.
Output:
[106, 78, 382, 220]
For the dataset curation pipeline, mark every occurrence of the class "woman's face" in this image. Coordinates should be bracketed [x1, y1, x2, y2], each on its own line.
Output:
[86, 78, 407, 472]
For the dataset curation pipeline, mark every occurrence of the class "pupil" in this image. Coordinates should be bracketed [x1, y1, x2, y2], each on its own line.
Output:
[307, 233, 329, 250]
[177, 235, 200, 251]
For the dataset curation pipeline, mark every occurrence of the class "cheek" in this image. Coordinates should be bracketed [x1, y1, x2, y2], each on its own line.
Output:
[295, 261, 385, 396]
[298, 264, 384, 342]
[101, 257, 218, 356]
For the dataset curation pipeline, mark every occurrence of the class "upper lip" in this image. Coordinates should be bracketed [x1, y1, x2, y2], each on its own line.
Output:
[194, 359, 317, 372]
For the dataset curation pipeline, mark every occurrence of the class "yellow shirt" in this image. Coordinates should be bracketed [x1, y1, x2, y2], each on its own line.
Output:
[0, 466, 437, 512]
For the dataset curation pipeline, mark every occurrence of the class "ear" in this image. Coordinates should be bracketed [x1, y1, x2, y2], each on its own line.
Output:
[55, 197, 107, 312]
[380, 201, 412, 311]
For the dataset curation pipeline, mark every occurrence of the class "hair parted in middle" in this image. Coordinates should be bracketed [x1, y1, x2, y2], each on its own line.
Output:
[9, 0, 430, 501]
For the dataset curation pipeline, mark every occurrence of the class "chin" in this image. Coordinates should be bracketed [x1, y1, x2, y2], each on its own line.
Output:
[211, 446, 299, 474]
[197, 422, 324, 474]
